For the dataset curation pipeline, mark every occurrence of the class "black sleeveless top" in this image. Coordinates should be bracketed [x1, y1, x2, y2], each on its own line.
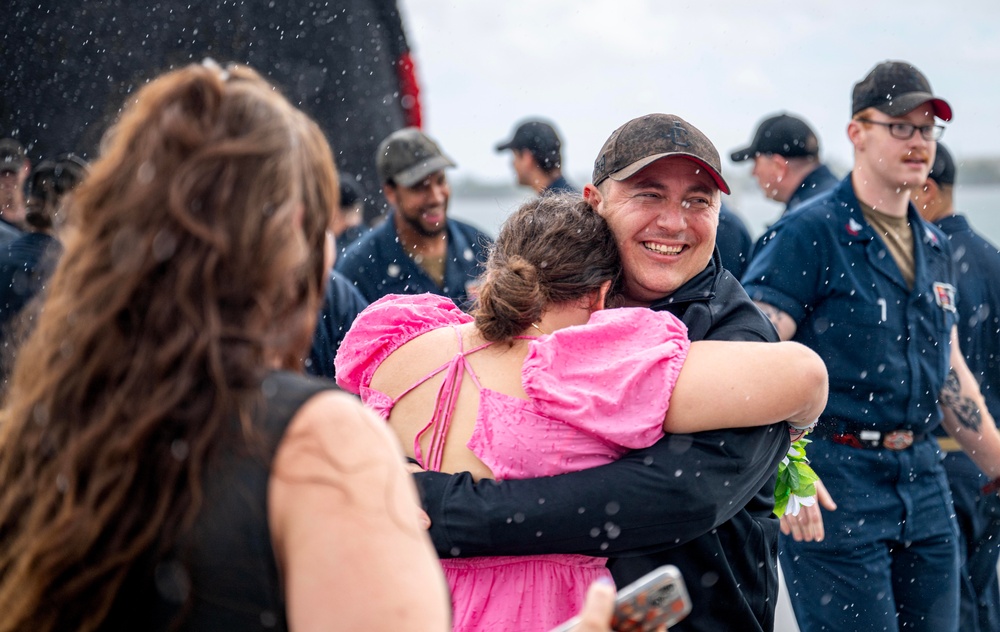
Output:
[107, 371, 337, 631]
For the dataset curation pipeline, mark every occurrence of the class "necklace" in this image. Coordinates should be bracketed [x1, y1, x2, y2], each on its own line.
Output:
[530, 322, 549, 336]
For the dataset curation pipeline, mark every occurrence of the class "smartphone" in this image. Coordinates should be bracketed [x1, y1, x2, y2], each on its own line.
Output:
[549, 565, 692, 632]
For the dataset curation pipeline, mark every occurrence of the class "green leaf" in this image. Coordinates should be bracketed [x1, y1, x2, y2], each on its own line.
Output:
[793, 462, 820, 486]
[773, 494, 789, 518]
[787, 463, 801, 490]
[773, 437, 821, 517]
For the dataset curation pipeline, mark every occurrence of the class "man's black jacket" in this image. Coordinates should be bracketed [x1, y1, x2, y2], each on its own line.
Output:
[414, 249, 789, 631]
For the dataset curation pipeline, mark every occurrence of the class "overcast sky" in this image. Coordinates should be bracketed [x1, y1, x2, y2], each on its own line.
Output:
[400, 0, 1000, 185]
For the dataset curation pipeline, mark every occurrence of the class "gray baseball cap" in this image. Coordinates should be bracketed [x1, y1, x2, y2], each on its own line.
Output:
[376, 127, 456, 187]
[592, 114, 730, 194]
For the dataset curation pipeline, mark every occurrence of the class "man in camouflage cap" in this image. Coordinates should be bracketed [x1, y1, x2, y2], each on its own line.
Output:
[415, 113, 790, 631]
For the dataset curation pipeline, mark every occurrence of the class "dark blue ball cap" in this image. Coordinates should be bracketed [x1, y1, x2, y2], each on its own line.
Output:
[929, 142, 956, 186]
[731, 113, 820, 162]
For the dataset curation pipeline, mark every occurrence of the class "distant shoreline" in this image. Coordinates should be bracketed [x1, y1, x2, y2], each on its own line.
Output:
[451, 156, 1000, 198]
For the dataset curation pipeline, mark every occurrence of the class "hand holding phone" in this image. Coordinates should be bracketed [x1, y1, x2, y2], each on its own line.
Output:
[549, 565, 692, 632]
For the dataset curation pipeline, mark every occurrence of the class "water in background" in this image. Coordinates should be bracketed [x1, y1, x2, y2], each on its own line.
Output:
[450, 182, 1000, 246]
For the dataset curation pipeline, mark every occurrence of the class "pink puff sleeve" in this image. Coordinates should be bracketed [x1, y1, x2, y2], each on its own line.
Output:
[522, 308, 690, 449]
[334, 293, 473, 393]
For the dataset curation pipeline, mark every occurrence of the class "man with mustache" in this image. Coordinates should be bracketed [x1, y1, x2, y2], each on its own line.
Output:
[336, 127, 490, 307]
[744, 61, 1000, 631]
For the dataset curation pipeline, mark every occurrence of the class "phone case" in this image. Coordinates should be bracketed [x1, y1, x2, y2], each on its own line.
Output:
[610, 565, 691, 632]
[548, 565, 692, 632]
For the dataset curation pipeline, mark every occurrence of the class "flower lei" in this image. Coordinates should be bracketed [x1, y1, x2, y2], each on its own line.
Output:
[774, 436, 820, 518]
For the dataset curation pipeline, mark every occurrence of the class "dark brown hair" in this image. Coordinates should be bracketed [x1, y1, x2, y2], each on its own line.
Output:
[0, 62, 337, 631]
[474, 193, 624, 342]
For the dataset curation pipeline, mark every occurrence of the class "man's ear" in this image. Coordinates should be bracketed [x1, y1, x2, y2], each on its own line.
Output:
[919, 178, 941, 208]
[382, 183, 397, 207]
[846, 119, 865, 149]
[776, 156, 790, 181]
[583, 183, 602, 209]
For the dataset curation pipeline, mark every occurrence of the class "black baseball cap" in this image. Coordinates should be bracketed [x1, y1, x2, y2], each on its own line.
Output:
[730, 113, 820, 162]
[852, 61, 952, 121]
[375, 127, 456, 187]
[592, 113, 729, 194]
[495, 120, 561, 156]
[338, 173, 364, 208]
[928, 142, 956, 186]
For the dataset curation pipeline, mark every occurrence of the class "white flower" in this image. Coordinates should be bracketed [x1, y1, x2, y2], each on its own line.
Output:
[784, 493, 818, 517]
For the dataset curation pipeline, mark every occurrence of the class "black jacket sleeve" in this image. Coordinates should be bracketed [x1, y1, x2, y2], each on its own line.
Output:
[415, 259, 787, 560]
[415, 424, 786, 558]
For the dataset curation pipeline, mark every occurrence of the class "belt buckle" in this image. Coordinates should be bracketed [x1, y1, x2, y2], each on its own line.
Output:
[882, 430, 914, 450]
[858, 430, 882, 449]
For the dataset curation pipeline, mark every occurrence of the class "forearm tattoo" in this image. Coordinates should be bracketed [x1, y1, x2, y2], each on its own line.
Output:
[940, 368, 983, 432]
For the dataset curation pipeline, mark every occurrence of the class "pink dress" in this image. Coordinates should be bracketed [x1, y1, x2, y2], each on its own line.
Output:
[335, 294, 690, 632]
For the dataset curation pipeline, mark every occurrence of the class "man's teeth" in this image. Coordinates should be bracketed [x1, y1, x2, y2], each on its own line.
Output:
[644, 242, 682, 255]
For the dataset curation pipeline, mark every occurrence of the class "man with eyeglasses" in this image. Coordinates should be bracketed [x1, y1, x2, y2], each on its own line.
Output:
[744, 61, 1000, 631]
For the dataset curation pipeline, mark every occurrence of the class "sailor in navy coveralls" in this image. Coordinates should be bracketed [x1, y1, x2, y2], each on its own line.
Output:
[744, 61, 1000, 632]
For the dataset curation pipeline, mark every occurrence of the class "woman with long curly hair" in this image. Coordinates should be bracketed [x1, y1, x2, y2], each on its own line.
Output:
[0, 62, 450, 631]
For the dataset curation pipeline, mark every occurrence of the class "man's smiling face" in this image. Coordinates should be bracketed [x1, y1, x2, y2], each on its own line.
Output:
[590, 156, 720, 306]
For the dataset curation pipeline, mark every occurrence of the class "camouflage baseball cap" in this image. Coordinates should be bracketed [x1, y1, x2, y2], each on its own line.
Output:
[376, 127, 456, 187]
[852, 61, 952, 121]
[592, 114, 730, 194]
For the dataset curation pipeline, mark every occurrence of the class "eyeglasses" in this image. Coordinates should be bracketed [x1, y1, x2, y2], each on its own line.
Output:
[856, 118, 945, 141]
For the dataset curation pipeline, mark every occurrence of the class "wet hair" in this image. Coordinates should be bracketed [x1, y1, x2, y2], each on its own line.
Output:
[474, 192, 624, 342]
[0, 62, 337, 631]
[24, 153, 89, 231]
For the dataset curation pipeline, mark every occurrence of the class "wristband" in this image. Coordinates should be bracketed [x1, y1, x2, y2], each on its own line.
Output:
[789, 418, 819, 432]
[981, 476, 1000, 496]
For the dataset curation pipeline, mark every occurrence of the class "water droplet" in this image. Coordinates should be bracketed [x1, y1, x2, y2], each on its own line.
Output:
[171, 439, 189, 461]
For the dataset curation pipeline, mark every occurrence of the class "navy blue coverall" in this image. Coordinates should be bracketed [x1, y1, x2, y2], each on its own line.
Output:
[744, 175, 961, 632]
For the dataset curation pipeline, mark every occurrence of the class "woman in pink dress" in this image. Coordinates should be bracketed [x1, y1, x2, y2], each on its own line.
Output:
[336, 194, 828, 632]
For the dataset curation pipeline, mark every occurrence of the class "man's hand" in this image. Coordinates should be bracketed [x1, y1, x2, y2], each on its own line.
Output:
[779, 478, 836, 542]
[754, 301, 798, 341]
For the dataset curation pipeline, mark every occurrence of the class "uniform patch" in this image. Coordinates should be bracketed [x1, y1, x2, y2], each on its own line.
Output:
[924, 227, 940, 247]
[846, 218, 863, 236]
[933, 282, 957, 312]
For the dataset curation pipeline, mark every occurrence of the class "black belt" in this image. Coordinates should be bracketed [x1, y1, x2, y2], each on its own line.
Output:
[829, 429, 926, 451]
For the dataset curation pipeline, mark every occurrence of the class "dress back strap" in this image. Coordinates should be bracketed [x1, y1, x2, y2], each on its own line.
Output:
[409, 326, 493, 470]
